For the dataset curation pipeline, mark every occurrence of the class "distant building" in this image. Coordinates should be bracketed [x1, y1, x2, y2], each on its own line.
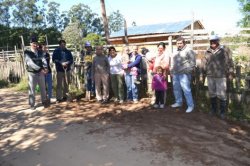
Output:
[110, 20, 209, 54]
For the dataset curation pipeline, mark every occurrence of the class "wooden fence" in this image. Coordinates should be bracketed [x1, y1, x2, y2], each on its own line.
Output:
[0, 49, 25, 83]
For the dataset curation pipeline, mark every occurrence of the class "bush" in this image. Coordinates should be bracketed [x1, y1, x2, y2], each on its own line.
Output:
[15, 76, 29, 91]
[227, 101, 250, 122]
[0, 79, 9, 88]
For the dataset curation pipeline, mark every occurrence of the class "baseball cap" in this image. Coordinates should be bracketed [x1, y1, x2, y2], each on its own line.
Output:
[30, 36, 38, 43]
[209, 35, 220, 41]
[85, 41, 91, 47]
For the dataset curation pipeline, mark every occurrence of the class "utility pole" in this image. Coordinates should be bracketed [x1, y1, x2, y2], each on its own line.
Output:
[19, 35, 26, 75]
[45, 34, 49, 46]
[20, 35, 25, 53]
[190, 11, 194, 49]
[100, 0, 110, 44]
[124, 19, 129, 45]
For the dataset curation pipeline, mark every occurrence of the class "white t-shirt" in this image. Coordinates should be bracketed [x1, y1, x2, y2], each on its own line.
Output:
[108, 54, 124, 75]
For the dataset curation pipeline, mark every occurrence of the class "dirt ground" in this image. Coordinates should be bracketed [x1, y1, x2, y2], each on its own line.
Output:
[0, 88, 250, 166]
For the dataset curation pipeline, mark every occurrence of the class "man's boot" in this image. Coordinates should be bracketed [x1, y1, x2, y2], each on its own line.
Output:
[219, 99, 227, 119]
[210, 97, 217, 115]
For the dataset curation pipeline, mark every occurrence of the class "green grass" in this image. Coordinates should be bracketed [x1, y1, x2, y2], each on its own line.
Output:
[191, 87, 250, 122]
[14, 76, 29, 91]
[227, 101, 250, 122]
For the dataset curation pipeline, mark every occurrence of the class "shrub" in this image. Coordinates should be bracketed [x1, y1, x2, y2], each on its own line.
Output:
[0, 79, 9, 88]
[14, 76, 28, 91]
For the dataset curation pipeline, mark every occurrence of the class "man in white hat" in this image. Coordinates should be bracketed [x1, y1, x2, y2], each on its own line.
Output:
[201, 35, 234, 119]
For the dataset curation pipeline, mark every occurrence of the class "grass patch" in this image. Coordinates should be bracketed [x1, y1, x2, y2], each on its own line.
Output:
[227, 101, 250, 122]
[14, 76, 28, 92]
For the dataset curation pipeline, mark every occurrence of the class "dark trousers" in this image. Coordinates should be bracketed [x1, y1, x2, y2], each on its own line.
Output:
[155, 90, 164, 105]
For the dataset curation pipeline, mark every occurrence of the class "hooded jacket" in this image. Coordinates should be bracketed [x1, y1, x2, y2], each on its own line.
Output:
[202, 45, 234, 78]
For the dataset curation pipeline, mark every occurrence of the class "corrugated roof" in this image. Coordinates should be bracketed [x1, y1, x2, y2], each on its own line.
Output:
[110, 20, 193, 38]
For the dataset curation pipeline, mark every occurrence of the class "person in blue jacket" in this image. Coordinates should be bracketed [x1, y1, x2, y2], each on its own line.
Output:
[52, 40, 73, 102]
[122, 46, 142, 103]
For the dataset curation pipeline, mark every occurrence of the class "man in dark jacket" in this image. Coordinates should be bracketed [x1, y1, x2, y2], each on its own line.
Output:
[24, 36, 48, 109]
[52, 40, 73, 102]
[201, 35, 234, 119]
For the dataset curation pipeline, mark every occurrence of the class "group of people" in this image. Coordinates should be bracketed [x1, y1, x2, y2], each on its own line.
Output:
[81, 44, 142, 104]
[24, 35, 234, 119]
[24, 37, 73, 109]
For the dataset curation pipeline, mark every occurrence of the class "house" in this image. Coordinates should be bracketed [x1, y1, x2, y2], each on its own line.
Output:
[109, 20, 209, 54]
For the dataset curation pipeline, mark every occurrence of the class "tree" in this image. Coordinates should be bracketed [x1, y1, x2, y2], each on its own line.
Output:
[59, 11, 70, 31]
[0, 0, 127, 49]
[67, 3, 103, 37]
[62, 21, 82, 48]
[83, 33, 106, 47]
[108, 10, 124, 33]
[0, 2, 11, 27]
[46, 2, 61, 29]
[12, 0, 47, 28]
[43, 27, 62, 45]
[132, 21, 137, 27]
[237, 0, 250, 27]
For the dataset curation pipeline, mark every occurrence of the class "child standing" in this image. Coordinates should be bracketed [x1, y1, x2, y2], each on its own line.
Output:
[152, 66, 167, 108]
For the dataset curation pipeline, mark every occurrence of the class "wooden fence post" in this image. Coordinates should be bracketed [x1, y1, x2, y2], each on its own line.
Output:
[2, 50, 5, 62]
[168, 36, 173, 53]
[235, 65, 241, 91]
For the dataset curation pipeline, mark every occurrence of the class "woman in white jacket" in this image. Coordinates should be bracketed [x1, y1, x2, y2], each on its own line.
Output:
[108, 46, 125, 103]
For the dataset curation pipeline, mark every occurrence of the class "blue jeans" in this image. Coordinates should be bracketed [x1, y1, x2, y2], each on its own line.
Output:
[172, 74, 194, 107]
[125, 74, 138, 101]
[85, 69, 95, 92]
[45, 72, 53, 99]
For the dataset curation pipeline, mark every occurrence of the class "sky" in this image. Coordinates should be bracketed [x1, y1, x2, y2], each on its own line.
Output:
[49, 0, 242, 35]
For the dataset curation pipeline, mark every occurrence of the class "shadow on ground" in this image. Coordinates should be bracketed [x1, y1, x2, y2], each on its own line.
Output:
[0, 88, 250, 166]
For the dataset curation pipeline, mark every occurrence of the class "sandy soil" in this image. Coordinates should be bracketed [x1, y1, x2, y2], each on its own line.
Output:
[0, 88, 250, 166]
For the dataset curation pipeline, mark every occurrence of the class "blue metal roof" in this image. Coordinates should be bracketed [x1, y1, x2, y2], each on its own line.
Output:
[110, 20, 193, 38]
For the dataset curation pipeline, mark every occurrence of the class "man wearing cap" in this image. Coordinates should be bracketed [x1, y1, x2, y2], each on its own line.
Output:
[201, 35, 234, 119]
[52, 40, 73, 102]
[82, 41, 95, 100]
[24, 36, 48, 109]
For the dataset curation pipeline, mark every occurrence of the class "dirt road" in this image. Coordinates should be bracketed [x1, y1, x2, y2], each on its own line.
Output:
[0, 88, 249, 166]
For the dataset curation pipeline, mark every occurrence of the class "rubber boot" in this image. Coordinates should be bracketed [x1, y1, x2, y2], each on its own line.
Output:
[210, 97, 217, 115]
[219, 99, 227, 119]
